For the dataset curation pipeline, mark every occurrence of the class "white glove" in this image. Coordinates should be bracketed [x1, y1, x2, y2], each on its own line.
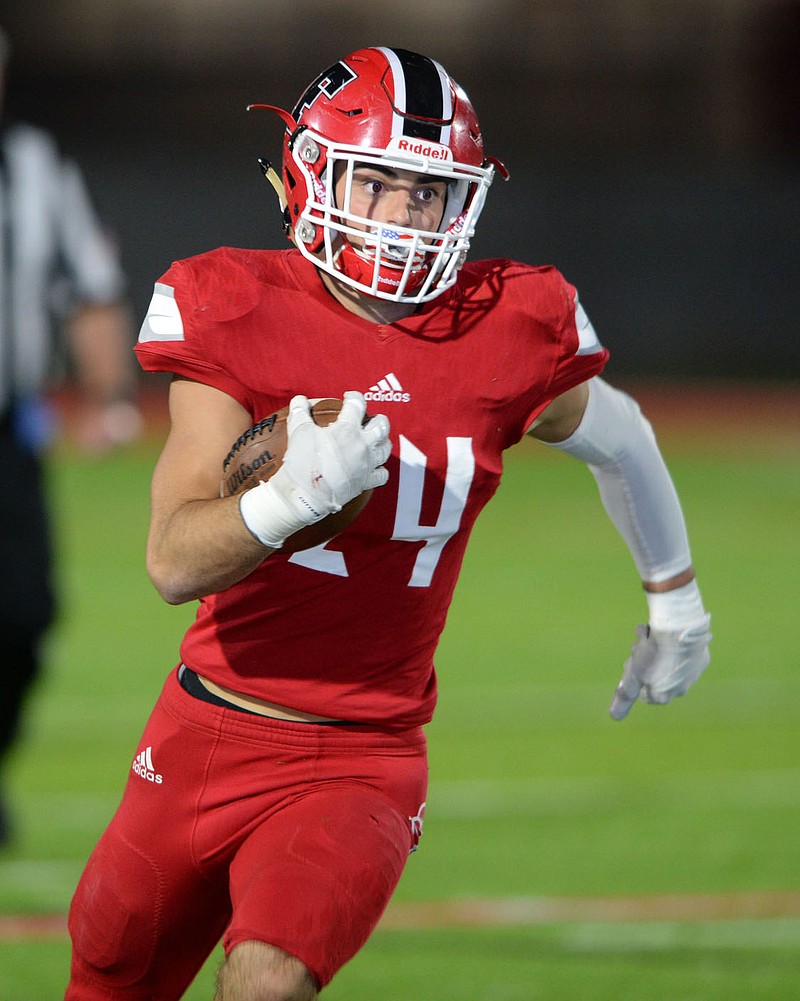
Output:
[240, 391, 391, 548]
[609, 615, 712, 720]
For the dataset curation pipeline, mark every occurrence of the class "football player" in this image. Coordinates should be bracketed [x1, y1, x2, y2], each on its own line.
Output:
[66, 47, 711, 1001]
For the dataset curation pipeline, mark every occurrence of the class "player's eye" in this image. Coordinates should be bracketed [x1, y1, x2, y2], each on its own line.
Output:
[416, 185, 446, 206]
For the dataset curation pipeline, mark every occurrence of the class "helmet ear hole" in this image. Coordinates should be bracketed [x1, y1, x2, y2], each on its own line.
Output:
[295, 135, 321, 164]
[294, 221, 316, 244]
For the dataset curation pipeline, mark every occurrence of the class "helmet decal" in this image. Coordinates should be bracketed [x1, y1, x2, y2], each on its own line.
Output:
[291, 62, 358, 121]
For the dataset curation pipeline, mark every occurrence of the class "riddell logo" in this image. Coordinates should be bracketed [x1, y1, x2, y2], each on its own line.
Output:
[132, 746, 163, 784]
[389, 138, 452, 161]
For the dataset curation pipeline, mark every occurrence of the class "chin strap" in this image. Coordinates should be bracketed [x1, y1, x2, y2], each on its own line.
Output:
[257, 158, 291, 236]
[248, 102, 295, 237]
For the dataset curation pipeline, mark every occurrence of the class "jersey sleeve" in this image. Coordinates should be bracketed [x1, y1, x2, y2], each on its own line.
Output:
[521, 269, 609, 431]
[135, 252, 259, 410]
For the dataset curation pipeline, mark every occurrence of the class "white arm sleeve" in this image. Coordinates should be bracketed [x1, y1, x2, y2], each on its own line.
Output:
[543, 377, 691, 584]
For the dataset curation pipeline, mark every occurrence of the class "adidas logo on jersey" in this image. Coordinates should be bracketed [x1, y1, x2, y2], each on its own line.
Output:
[131, 745, 163, 785]
[365, 372, 411, 403]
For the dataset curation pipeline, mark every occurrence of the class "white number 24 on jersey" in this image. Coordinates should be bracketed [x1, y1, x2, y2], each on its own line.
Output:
[289, 436, 475, 587]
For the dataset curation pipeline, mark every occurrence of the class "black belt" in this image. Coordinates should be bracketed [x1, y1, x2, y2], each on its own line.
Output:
[178, 666, 353, 724]
[179, 665, 260, 715]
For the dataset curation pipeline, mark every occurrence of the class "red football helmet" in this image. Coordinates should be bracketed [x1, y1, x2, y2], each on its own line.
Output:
[250, 46, 507, 303]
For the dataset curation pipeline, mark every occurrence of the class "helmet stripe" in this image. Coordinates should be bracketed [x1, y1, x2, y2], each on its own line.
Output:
[376, 47, 452, 145]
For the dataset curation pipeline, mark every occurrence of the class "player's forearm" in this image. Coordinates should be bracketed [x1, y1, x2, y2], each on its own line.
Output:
[67, 301, 137, 403]
[146, 496, 275, 604]
[543, 377, 694, 583]
[587, 447, 692, 585]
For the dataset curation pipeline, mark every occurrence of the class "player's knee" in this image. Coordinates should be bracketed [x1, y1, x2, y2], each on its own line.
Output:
[215, 941, 317, 1001]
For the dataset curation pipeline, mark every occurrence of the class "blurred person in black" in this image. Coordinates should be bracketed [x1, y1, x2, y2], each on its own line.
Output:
[0, 25, 140, 846]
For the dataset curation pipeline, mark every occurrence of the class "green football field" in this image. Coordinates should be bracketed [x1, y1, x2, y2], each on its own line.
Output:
[1, 383, 798, 999]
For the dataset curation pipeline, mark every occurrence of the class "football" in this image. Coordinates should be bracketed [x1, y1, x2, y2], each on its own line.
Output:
[220, 398, 374, 553]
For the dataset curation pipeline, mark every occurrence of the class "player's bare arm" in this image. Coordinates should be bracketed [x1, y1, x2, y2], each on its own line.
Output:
[147, 379, 392, 605]
[526, 382, 590, 444]
[146, 377, 274, 604]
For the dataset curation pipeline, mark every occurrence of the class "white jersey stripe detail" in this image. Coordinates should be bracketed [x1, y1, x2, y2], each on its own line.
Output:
[574, 296, 603, 356]
[139, 282, 185, 343]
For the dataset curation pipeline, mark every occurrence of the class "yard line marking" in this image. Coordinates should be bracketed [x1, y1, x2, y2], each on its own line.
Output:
[430, 768, 800, 817]
[379, 889, 800, 929]
[0, 914, 67, 941]
[3, 890, 799, 942]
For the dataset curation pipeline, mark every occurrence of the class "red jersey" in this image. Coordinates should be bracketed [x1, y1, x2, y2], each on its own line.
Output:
[136, 248, 608, 727]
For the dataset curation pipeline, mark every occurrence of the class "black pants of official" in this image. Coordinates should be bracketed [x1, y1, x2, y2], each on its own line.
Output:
[0, 426, 56, 768]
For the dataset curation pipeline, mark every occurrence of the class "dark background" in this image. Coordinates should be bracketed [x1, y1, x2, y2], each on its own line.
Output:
[3, 0, 799, 379]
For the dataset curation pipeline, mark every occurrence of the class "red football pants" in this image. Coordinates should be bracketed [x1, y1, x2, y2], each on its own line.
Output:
[65, 668, 428, 999]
